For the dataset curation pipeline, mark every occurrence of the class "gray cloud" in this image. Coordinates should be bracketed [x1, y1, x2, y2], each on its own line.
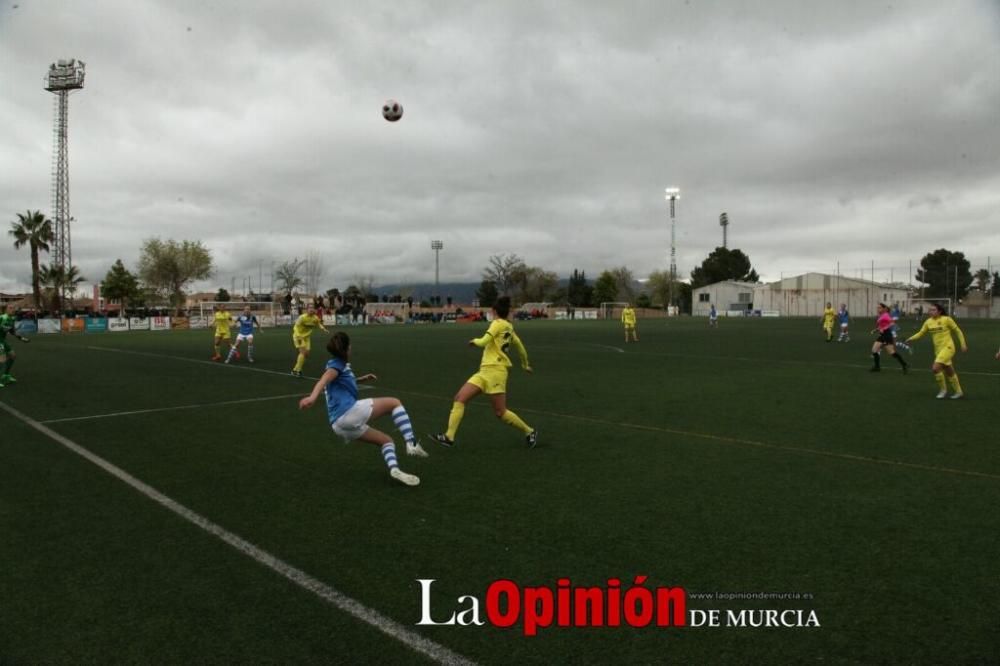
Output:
[1, 0, 998, 296]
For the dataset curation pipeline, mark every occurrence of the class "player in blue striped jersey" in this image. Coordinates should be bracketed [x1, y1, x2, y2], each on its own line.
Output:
[225, 306, 261, 364]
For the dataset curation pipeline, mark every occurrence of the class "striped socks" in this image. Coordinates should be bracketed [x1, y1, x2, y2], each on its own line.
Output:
[391, 405, 415, 445]
[381, 443, 399, 470]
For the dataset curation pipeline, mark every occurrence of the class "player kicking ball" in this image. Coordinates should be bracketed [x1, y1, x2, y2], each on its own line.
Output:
[299, 331, 428, 486]
[0, 305, 29, 387]
[226, 305, 261, 364]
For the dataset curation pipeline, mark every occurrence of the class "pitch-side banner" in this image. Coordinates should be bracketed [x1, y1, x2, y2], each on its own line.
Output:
[85, 317, 108, 333]
[129, 317, 150, 331]
[15, 320, 38, 335]
[108, 318, 129, 332]
[61, 319, 85, 333]
[171, 317, 190, 330]
[37, 318, 61, 334]
[188, 316, 208, 329]
[150, 316, 170, 331]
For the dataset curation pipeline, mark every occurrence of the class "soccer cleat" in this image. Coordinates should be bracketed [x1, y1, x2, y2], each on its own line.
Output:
[950, 392, 964, 400]
[224, 358, 231, 364]
[936, 390, 948, 399]
[901, 365, 909, 375]
[389, 467, 420, 486]
[432, 433, 455, 447]
[526, 430, 538, 448]
[248, 358, 255, 364]
[2, 374, 14, 384]
[211, 354, 222, 361]
[291, 370, 302, 377]
[406, 441, 429, 457]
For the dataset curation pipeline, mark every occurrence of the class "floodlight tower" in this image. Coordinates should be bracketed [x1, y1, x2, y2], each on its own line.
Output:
[720, 212, 729, 249]
[665, 187, 681, 309]
[431, 240, 444, 300]
[45, 58, 86, 277]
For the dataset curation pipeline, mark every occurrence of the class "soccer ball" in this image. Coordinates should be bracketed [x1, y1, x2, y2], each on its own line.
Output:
[382, 99, 403, 122]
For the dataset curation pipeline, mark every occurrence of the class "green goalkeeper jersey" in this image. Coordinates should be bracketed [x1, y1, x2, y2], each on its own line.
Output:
[0, 313, 14, 341]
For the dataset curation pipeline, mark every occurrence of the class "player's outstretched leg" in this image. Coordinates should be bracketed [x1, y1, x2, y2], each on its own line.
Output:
[435, 382, 480, 446]
[359, 427, 419, 486]
[370, 397, 428, 457]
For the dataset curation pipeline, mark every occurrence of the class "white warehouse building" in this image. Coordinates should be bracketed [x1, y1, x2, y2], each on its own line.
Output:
[692, 280, 757, 316]
[751, 272, 911, 317]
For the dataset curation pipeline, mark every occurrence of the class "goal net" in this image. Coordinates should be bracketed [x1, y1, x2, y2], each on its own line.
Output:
[905, 297, 953, 319]
[599, 302, 630, 320]
[197, 301, 281, 328]
[364, 302, 409, 324]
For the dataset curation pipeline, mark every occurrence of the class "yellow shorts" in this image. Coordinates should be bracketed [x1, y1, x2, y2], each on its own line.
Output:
[823, 323, 833, 334]
[293, 334, 311, 351]
[214, 329, 231, 340]
[467, 367, 508, 395]
[933, 346, 955, 366]
[624, 324, 636, 331]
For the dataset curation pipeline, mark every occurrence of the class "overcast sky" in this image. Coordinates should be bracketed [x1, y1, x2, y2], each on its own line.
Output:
[2, 0, 999, 295]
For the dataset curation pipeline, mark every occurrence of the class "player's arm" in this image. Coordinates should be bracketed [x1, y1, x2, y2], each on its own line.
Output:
[356, 372, 377, 383]
[299, 368, 339, 409]
[510, 332, 532, 373]
[905, 320, 929, 344]
[948, 319, 968, 351]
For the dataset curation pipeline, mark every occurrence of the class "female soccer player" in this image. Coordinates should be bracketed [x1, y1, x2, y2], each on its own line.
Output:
[291, 304, 329, 377]
[904, 302, 968, 399]
[621, 303, 638, 342]
[0, 304, 29, 387]
[837, 304, 850, 342]
[708, 304, 718, 328]
[299, 331, 428, 486]
[212, 304, 234, 361]
[821, 302, 836, 342]
[870, 303, 909, 373]
[226, 305, 261, 364]
[433, 296, 537, 448]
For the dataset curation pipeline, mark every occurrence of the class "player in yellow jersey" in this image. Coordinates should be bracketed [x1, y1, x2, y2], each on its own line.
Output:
[211, 305, 235, 361]
[290, 303, 329, 377]
[621, 303, 638, 343]
[433, 296, 538, 448]
[821, 302, 836, 342]
[904, 302, 968, 399]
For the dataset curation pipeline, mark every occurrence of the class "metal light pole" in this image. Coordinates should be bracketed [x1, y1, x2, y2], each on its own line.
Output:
[665, 188, 681, 312]
[431, 240, 444, 302]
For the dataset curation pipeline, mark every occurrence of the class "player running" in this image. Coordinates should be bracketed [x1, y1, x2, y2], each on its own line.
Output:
[433, 296, 537, 448]
[836, 304, 850, 342]
[708, 304, 718, 328]
[0, 305, 30, 387]
[212, 305, 236, 362]
[821, 302, 836, 342]
[890, 303, 912, 354]
[622, 303, 638, 342]
[870, 303, 909, 374]
[226, 305, 261, 364]
[291, 303, 329, 377]
[299, 331, 428, 486]
[904, 302, 968, 399]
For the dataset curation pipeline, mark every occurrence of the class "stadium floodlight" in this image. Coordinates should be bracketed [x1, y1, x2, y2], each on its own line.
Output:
[431, 240, 444, 301]
[720, 212, 729, 249]
[664, 188, 681, 311]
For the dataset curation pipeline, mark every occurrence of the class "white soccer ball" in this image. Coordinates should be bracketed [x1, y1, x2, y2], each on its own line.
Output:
[382, 99, 403, 122]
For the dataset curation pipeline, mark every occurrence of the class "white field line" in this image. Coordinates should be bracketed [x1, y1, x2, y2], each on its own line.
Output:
[396, 388, 1000, 482]
[39, 393, 304, 425]
[0, 400, 476, 666]
[83, 345, 375, 386]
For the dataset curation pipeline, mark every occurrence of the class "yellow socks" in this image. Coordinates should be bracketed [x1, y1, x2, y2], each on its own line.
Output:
[501, 409, 532, 434]
[935, 372, 947, 392]
[293, 353, 306, 372]
[947, 373, 963, 394]
[446, 402, 465, 440]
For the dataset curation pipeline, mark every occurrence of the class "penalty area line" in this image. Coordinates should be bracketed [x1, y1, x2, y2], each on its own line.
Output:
[39, 393, 305, 425]
[0, 400, 476, 666]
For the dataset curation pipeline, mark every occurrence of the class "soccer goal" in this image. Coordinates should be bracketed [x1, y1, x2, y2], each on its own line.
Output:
[599, 302, 630, 320]
[905, 297, 952, 319]
[364, 302, 409, 324]
[197, 301, 281, 328]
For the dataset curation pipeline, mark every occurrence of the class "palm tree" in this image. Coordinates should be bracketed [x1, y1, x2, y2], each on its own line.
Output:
[39, 263, 85, 313]
[9, 210, 54, 309]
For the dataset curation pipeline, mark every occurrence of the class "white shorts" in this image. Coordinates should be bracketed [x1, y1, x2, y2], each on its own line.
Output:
[235, 333, 254, 344]
[331, 398, 374, 442]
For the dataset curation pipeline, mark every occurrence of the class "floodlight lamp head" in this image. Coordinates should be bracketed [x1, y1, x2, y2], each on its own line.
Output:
[664, 187, 681, 201]
[431, 240, 444, 250]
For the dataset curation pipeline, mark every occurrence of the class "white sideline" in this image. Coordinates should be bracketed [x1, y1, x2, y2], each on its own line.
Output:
[0, 400, 476, 666]
[39, 393, 304, 424]
[84, 345, 375, 387]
